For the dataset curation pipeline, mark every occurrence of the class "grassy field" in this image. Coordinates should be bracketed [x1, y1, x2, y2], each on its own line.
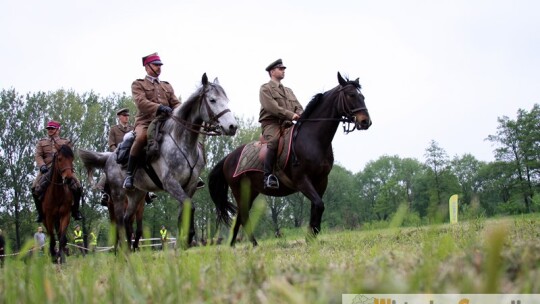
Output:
[1, 214, 539, 303]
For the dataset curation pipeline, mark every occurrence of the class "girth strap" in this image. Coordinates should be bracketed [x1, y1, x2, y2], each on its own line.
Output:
[143, 163, 164, 190]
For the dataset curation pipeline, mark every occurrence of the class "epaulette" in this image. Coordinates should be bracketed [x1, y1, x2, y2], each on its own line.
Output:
[39, 138, 49, 142]
[161, 80, 170, 84]
[137, 79, 145, 82]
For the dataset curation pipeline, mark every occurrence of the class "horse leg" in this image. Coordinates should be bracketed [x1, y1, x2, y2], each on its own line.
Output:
[231, 185, 259, 247]
[160, 179, 192, 249]
[112, 197, 125, 252]
[59, 233, 68, 263]
[247, 198, 259, 247]
[58, 213, 71, 263]
[123, 191, 144, 251]
[230, 215, 241, 247]
[176, 202, 193, 249]
[132, 198, 144, 251]
[48, 234, 57, 263]
[296, 177, 326, 240]
[188, 205, 196, 246]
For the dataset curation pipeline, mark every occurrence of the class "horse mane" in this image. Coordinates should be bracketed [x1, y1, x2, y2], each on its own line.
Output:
[162, 82, 226, 134]
[58, 144, 74, 158]
[179, 85, 205, 118]
[300, 93, 324, 119]
[300, 76, 362, 120]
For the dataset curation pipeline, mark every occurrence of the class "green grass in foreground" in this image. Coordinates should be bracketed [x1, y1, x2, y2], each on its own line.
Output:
[1, 215, 540, 303]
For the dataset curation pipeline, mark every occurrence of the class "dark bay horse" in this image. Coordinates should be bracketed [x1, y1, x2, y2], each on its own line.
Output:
[106, 196, 145, 250]
[209, 72, 371, 246]
[79, 73, 238, 249]
[42, 144, 76, 263]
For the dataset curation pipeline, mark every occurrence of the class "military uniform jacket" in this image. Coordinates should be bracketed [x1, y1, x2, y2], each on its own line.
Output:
[259, 80, 303, 124]
[108, 123, 134, 151]
[131, 77, 181, 127]
[35, 135, 72, 168]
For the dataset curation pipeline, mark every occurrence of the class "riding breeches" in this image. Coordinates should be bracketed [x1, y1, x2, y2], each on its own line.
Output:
[130, 124, 148, 156]
[262, 123, 281, 151]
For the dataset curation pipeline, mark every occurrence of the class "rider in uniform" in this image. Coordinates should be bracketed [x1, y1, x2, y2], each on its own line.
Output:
[123, 52, 181, 189]
[259, 59, 303, 189]
[98, 108, 156, 204]
[31, 120, 83, 222]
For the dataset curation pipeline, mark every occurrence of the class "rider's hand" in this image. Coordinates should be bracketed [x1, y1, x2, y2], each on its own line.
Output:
[292, 113, 300, 121]
[40, 165, 48, 174]
[157, 105, 173, 115]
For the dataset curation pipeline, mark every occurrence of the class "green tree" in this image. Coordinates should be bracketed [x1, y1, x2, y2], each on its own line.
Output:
[486, 105, 540, 212]
[423, 140, 460, 221]
[450, 154, 484, 205]
[0, 89, 46, 249]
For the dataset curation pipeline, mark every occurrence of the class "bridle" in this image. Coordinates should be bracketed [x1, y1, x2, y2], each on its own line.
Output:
[297, 83, 367, 134]
[169, 84, 231, 136]
[47, 152, 75, 185]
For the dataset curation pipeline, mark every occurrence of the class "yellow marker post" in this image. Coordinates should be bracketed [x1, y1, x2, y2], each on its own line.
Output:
[449, 194, 459, 224]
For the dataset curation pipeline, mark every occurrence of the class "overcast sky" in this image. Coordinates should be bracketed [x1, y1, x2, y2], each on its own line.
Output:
[2, 0, 539, 173]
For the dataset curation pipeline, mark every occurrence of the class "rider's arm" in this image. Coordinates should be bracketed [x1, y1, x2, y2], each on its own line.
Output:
[35, 141, 46, 168]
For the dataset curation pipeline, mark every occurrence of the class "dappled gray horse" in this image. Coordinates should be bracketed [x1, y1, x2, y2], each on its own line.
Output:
[79, 73, 238, 248]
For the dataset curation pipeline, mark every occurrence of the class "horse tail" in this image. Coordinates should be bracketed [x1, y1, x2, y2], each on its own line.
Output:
[78, 149, 110, 184]
[208, 156, 237, 226]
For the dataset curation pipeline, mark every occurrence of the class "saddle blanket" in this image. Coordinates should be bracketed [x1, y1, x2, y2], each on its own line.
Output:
[233, 126, 295, 178]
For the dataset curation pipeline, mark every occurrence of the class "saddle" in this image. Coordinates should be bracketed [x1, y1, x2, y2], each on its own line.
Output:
[233, 125, 296, 186]
[115, 115, 167, 166]
[146, 114, 168, 162]
[116, 131, 135, 166]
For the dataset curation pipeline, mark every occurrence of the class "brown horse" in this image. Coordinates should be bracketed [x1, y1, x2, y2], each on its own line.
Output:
[41, 144, 76, 263]
[106, 196, 144, 251]
[209, 72, 372, 246]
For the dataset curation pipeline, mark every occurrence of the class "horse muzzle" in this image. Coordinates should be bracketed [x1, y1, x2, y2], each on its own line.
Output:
[222, 123, 238, 136]
[62, 177, 74, 185]
[354, 111, 372, 130]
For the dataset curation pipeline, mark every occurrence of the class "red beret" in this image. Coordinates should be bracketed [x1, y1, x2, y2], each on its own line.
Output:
[46, 121, 61, 129]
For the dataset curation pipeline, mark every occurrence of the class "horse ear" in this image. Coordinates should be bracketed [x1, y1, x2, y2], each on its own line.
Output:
[355, 77, 359, 83]
[202, 73, 208, 86]
[337, 72, 346, 86]
[213, 77, 220, 85]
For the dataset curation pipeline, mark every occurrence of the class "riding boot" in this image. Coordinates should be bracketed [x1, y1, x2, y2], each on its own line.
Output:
[71, 187, 83, 221]
[32, 190, 44, 223]
[123, 155, 139, 190]
[263, 148, 279, 189]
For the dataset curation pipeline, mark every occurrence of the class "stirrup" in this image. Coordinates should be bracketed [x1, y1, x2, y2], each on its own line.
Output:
[123, 176, 134, 190]
[264, 174, 279, 189]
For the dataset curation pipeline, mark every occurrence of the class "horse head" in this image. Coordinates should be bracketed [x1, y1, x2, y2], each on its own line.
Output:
[198, 73, 238, 136]
[54, 145, 75, 184]
[337, 72, 372, 133]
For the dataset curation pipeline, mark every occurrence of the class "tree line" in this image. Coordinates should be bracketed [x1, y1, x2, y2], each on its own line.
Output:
[1, 88, 539, 251]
